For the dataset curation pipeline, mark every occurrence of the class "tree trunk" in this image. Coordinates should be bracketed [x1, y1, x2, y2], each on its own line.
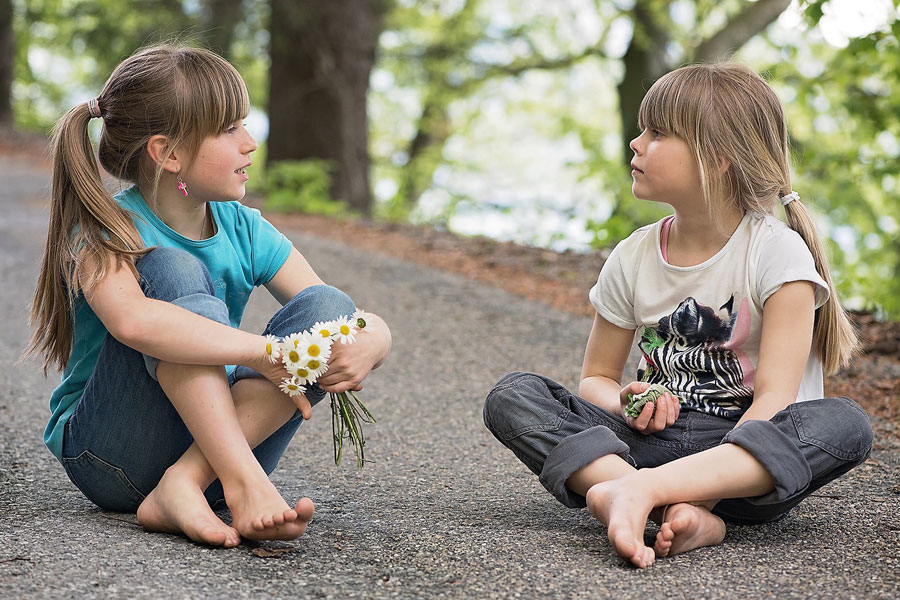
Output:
[616, 1, 670, 166]
[0, 0, 13, 127]
[267, 0, 384, 215]
[203, 0, 243, 60]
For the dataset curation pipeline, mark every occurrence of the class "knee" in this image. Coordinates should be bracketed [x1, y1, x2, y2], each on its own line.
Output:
[794, 397, 873, 463]
[136, 247, 214, 301]
[289, 285, 355, 321]
[483, 372, 547, 438]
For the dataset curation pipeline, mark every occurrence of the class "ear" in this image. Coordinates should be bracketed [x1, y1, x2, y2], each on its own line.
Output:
[717, 155, 731, 174]
[145, 135, 182, 174]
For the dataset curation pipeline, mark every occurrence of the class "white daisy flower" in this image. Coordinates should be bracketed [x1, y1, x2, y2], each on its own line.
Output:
[281, 331, 317, 370]
[333, 316, 357, 345]
[279, 377, 306, 397]
[304, 335, 332, 366]
[292, 366, 315, 385]
[313, 320, 339, 340]
[304, 356, 329, 380]
[264, 334, 281, 363]
[351, 309, 368, 330]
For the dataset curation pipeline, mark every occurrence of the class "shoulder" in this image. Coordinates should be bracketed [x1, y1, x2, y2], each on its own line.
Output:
[746, 213, 812, 259]
[746, 213, 829, 307]
[608, 220, 663, 263]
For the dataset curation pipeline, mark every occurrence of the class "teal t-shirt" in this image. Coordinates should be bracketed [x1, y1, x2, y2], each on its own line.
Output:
[44, 186, 293, 461]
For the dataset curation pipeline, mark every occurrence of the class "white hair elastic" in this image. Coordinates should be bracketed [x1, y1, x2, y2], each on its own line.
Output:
[780, 191, 799, 206]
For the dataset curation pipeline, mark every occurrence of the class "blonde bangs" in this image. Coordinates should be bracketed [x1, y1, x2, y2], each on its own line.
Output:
[171, 48, 250, 155]
[637, 69, 706, 143]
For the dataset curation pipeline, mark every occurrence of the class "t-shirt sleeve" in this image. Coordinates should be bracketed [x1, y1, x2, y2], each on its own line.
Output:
[588, 243, 637, 330]
[756, 228, 829, 309]
[247, 208, 293, 285]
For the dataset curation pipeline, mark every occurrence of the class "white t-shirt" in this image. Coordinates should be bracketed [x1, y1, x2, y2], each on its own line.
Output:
[589, 212, 829, 419]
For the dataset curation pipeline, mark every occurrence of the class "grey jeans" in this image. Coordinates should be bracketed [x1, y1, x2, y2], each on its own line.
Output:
[483, 372, 873, 523]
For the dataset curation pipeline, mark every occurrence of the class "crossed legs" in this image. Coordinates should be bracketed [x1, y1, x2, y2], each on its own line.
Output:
[137, 366, 313, 546]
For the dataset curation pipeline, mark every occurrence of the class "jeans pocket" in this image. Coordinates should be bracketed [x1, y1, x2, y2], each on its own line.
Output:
[790, 397, 873, 461]
[62, 451, 145, 512]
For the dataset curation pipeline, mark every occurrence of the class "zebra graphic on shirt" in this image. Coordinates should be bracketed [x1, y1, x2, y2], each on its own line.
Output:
[636, 294, 754, 418]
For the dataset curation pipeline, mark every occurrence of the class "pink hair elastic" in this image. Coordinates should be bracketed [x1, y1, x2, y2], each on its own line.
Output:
[87, 98, 102, 119]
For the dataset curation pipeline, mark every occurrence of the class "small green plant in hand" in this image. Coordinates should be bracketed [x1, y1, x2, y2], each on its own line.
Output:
[624, 383, 682, 418]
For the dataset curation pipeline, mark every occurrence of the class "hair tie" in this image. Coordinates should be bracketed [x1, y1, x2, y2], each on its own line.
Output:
[780, 191, 799, 206]
[87, 98, 102, 119]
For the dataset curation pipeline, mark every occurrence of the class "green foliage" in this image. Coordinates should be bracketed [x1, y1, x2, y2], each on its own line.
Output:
[766, 25, 900, 316]
[262, 159, 349, 217]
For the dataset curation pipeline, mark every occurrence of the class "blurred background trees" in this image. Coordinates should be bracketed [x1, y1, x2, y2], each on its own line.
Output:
[6, 0, 900, 316]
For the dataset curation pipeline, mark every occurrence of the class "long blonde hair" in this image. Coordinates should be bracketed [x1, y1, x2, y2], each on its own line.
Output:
[27, 44, 250, 373]
[638, 63, 858, 374]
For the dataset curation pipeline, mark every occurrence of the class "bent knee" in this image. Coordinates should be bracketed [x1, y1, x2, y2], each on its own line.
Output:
[136, 247, 214, 299]
[483, 372, 558, 440]
[792, 397, 873, 462]
[293, 285, 355, 319]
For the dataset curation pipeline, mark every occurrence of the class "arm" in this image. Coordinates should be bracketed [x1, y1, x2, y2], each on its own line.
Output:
[736, 280, 816, 426]
[263, 247, 392, 394]
[579, 313, 681, 433]
[578, 313, 635, 413]
[83, 258, 272, 372]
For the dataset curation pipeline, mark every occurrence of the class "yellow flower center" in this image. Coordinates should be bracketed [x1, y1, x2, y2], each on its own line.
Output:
[266, 342, 273, 355]
[340, 325, 351, 335]
[308, 344, 320, 357]
[307, 360, 320, 370]
[296, 368, 309, 378]
[288, 350, 300, 363]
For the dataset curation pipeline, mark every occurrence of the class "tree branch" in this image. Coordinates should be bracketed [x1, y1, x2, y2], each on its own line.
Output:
[693, 0, 791, 62]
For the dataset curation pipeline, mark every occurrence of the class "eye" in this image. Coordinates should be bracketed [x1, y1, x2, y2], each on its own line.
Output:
[650, 128, 664, 139]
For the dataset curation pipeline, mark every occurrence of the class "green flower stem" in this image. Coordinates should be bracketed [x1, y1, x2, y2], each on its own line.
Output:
[330, 390, 376, 469]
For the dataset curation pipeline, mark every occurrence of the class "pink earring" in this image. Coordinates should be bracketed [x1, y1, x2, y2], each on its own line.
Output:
[177, 176, 189, 197]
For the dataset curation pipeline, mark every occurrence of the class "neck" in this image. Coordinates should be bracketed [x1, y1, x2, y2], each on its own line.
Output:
[665, 203, 744, 266]
[141, 174, 210, 240]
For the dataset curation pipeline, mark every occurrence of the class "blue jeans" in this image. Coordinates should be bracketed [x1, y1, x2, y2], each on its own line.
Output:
[483, 372, 873, 523]
[61, 247, 354, 512]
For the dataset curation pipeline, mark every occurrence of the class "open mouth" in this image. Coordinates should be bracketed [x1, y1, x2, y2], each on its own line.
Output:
[235, 167, 247, 175]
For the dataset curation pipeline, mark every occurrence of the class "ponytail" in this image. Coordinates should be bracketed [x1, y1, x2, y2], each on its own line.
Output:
[25, 101, 145, 374]
[782, 196, 860, 374]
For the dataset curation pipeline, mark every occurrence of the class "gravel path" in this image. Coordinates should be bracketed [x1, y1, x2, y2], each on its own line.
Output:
[1, 154, 897, 599]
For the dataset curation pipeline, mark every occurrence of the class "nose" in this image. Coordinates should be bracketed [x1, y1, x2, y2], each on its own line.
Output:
[243, 130, 258, 154]
[629, 131, 644, 155]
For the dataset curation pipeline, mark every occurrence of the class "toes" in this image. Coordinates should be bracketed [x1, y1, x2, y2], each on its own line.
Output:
[296, 498, 315, 522]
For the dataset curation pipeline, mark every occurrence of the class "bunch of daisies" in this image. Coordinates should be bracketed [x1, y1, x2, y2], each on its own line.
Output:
[264, 311, 375, 468]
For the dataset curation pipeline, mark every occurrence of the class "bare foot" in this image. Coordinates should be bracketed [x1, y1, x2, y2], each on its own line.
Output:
[137, 470, 241, 548]
[586, 478, 657, 568]
[226, 479, 315, 541]
[654, 502, 726, 557]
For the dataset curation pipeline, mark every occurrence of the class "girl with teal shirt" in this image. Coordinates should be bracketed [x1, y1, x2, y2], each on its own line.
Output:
[27, 45, 392, 548]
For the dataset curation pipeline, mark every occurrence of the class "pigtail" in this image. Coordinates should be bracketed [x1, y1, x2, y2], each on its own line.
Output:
[782, 196, 860, 374]
[26, 101, 145, 374]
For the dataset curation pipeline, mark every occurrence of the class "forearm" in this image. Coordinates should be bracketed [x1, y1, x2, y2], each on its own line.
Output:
[578, 375, 624, 415]
[114, 298, 266, 368]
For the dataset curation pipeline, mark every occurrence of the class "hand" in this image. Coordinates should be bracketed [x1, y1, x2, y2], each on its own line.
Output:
[315, 332, 381, 394]
[620, 381, 681, 435]
[248, 338, 315, 420]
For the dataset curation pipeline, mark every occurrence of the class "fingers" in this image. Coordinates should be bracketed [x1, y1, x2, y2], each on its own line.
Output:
[292, 394, 312, 420]
[632, 393, 680, 434]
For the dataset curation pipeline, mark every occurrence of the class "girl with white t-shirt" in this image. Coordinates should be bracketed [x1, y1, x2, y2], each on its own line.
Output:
[483, 63, 871, 568]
